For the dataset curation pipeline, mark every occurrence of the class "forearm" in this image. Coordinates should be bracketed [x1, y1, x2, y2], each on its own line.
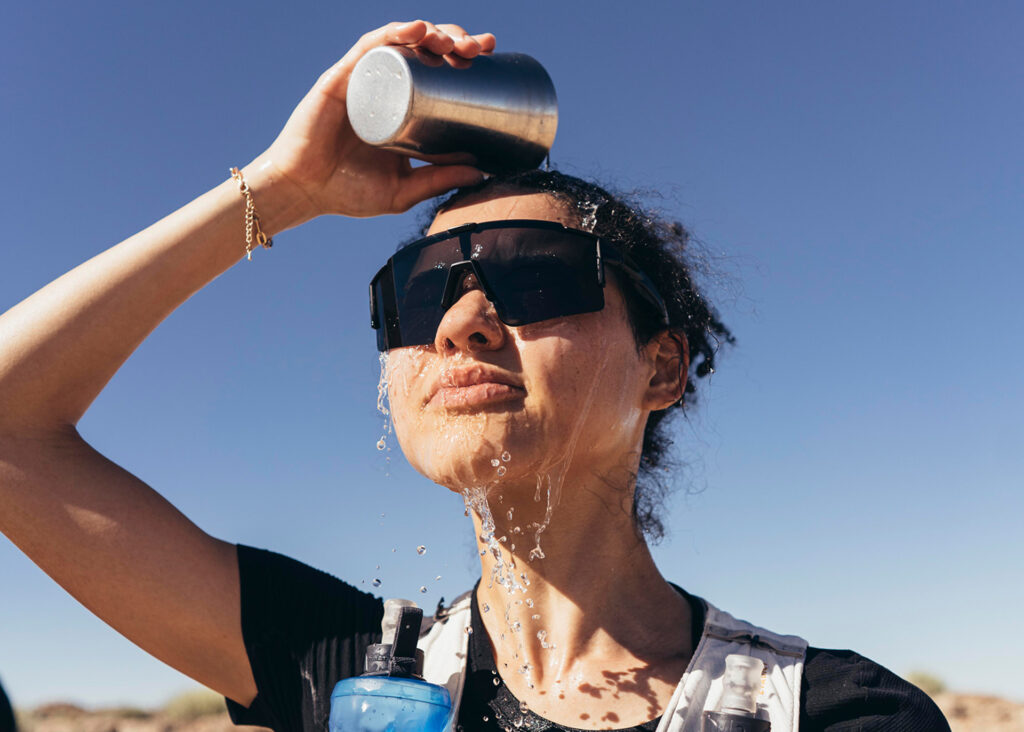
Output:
[0, 159, 312, 433]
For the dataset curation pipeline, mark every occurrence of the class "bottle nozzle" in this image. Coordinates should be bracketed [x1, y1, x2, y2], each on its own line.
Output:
[364, 599, 423, 677]
[719, 654, 764, 715]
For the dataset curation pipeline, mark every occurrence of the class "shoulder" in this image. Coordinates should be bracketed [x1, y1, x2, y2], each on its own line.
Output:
[802, 647, 951, 731]
[688, 593, 949, 731]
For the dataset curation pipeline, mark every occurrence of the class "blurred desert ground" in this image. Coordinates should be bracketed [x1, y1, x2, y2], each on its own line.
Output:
[11, 686, 1024, 732]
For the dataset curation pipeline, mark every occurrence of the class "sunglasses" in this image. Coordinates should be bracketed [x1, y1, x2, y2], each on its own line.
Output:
[370, 219, 669, 351]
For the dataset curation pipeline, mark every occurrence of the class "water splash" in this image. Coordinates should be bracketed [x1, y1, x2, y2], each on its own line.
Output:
[578, 200, 601, 233]
[375, 352, 393, 451]
[463, 487, 528, 596]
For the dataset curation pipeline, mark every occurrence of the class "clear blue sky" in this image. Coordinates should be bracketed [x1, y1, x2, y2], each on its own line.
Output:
[2, 0, 1021, 709]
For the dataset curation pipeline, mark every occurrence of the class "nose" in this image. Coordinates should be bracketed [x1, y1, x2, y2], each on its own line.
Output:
[434, 273, 507, 353]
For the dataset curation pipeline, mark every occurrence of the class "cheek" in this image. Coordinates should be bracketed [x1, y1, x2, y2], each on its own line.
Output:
[513, 319, 648, 448]
[382, 348, 428, 445]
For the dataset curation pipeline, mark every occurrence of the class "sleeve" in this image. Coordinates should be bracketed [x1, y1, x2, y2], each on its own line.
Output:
[800, 647, 951, 732]
[225, 545, 384, 732]
[0, 676, 15, 732]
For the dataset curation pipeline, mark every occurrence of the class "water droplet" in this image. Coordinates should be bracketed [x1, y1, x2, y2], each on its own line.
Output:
[532, 614, 541, 620]
[371, 578, 381, 587]
[375, 564, 380, 570]
[376, 438, 386, 450]
[435, 575, 442, 581]
[519, 701, 529, 713]
[483, 603, 490, 613]
[525, 598, 534, 607]
[513, 716, 524, 728]
[497, 466, 507, 477]
[482, 716, 489, 722]
[501, 451, 511, 462]
[491, 458, 500, 467]
[465, 626, 473, 635]
[419, 586, 427, 593]
[416, 545, 427, 555]
[511, 621, 522, 632]
[510, 544, 516, 551]
[506, 508, 515, 521]
[391, 547, 396, 553]
[529, 546, 546, 561]
[492, 677, 500, 686]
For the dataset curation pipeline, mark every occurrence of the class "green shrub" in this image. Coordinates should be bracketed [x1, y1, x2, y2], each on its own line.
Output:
[905, 671, 946, 697]
[162, 688, 225, 721]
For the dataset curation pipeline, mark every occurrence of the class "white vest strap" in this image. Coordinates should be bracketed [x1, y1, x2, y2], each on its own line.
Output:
[418, 593, 473, 731]
[418, 594, 807, 732]
[657, 603, 807, 732]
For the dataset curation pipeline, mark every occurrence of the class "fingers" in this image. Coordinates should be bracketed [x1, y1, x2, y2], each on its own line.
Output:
[392, 164, 486, 213]
[317, 21, 496, 98]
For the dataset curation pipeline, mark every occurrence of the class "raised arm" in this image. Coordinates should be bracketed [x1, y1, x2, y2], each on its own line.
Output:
[0, 21, 492, 706]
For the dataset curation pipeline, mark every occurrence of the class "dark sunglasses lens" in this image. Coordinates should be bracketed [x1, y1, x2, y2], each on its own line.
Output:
[390, 236, 464, 347]
[472, 228, 604, 325]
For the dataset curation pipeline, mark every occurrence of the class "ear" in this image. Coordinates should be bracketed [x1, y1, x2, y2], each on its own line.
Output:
[641, 330, 689, 411]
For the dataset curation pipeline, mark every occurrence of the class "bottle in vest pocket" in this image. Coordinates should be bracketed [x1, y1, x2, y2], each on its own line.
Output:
[346, 46, 558, 174]
[702, 655, 771, 732]
[330, 599, 452, 732]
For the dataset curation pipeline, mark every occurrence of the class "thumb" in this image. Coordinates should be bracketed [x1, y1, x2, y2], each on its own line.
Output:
[393, 165, 486, 212]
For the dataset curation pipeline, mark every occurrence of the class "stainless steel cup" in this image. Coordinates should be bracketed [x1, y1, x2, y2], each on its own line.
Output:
[346, 46, 558, 174]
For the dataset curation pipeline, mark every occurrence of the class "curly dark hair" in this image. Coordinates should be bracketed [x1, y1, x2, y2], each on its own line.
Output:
[423, 169, 734, 542]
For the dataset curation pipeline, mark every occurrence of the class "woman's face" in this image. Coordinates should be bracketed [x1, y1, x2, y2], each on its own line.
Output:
[385, 191, 659, 496]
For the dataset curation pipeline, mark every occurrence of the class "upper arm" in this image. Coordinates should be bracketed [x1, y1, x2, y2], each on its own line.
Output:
[0, 427, 257, 705]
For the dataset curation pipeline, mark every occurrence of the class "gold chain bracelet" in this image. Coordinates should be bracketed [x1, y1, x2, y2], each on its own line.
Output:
[229, 167, 273, 261]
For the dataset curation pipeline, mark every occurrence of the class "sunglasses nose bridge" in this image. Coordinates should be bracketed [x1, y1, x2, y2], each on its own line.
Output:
[439, 259, 489, 311]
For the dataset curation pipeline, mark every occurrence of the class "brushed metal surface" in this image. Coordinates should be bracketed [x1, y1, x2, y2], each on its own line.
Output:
[347, 46, 558, 173]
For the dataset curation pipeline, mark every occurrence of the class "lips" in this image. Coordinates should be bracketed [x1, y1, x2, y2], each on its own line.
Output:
[427, 365, 525, 410]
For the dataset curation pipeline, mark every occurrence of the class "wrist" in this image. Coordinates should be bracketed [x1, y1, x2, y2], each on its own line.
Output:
[238, 157, 320, 236]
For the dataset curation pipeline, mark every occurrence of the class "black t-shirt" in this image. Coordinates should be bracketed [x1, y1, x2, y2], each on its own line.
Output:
[0, 676, 15, 732]
[226, 546, 950, 732]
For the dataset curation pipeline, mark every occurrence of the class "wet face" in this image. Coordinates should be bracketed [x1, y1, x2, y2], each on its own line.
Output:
[385, 191, 659, 497]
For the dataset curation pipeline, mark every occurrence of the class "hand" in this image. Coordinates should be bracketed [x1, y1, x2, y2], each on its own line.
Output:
[255, 21, 495, 223]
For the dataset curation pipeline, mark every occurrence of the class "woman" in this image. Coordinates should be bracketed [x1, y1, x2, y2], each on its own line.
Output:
[0, 20, 947, 732]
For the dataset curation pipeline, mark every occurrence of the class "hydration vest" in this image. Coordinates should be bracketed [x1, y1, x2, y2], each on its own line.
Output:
[418, 592, 808, 732]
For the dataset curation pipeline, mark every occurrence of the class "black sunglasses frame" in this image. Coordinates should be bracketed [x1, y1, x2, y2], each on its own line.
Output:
[370, 219, 669, 351]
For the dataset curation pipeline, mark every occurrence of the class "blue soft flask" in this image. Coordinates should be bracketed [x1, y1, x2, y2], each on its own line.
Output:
[329, 599, 452, 732]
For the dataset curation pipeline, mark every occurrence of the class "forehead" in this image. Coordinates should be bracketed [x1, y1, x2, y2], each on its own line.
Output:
[428, 190, 577, 235]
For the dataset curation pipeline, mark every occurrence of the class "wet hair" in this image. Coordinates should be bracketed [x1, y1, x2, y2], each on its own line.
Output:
[424, 169, 734, 543]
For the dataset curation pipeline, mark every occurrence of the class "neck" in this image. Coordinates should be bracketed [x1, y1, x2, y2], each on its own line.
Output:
[465, 467, 692, 692]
